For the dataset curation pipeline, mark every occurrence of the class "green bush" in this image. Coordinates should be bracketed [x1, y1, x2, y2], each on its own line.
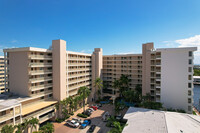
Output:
[77, 113, 88, 118]
[141, 101, 162, 110]
[55, 118, 65, 123]
[193, 111, 197, 115]
[69, 112, 74, 115]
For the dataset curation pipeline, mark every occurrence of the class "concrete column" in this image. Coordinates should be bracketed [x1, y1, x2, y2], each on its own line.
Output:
[13, 107, 15, 125]
[142, 43, 154, 96]
[91, 48, 103, 101]
[52, 39, 67, 101]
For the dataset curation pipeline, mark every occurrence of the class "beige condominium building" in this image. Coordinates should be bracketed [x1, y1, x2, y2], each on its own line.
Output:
[1, 40, 102, 130]
[0, 56, 6, 94]
[0, 39, 197, 130]
[103, 43, 197, 113]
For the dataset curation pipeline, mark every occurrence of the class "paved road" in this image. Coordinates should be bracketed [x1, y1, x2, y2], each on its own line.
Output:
[54, 104, 113, 133]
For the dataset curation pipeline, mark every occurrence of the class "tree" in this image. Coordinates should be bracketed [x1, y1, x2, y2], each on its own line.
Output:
[113, 79, 120, 95]
[118, 75, 131, 97]
[78, 86, 91, 112]
[108, 121, 127, 133]
[40, 122, 54, 133]
[15, 123, 24, 133]
[1, 125, 15, 133]
[29, 117, 39, 133]
[114, 102, 125, 115]
[67, 96, 74, 113]
[94, 77, 103, 100]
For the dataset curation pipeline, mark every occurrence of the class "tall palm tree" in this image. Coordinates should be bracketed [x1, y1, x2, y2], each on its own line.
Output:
[94, 77, 103, 100]
[119, 74, 131, 97]
[78, 86, 91, 112]
[23, 118, 30, 132]
[29, 117, 39, 133]
[68, 96, 74, 113]
[73, 95, 81, 111]
[113, 79, 120, 95]
[1, 125, 15, 133]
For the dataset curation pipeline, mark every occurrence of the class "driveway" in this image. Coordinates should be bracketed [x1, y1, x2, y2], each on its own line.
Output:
[53, 104, 114, 133]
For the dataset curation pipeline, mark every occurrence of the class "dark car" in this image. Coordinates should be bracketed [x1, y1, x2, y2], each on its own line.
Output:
[84, 110, 91, 116]
[88, 125, 96, 132]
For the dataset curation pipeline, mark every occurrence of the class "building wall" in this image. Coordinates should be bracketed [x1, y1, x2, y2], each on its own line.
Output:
[102, 54, 142, 96]
[8, 52, 29, 96]
[159, 48, 196, 113]
[0, 57, 5, 93]
[52, 40, 66, 101]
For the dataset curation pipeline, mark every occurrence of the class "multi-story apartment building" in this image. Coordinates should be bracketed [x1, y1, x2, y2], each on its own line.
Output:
[0, 40, 102, 130]
[103, 43, 197, 114]
[0, 56, 6, 94]
[0, 39, 197, 130]
[103, 54, 142, 95]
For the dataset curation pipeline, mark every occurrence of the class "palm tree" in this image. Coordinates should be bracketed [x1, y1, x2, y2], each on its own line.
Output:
[108, 121, 127, 133]
[113, 79, 120, 95]
[40, 122, 54, 133]
[78, 86, 91, 112]
[73, 95, 81, 111]
[68, 96, 74, 113]
[23, 118, 30, 132]
[94, 77, 103, 100]
[119, 74, 131, 97]
[1, 125, 15, 133]
[15, 123, 24, 133]
[29, 117, 39, 133]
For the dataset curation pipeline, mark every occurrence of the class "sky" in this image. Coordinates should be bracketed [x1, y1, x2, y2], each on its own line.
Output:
[0, 0, 200, 64]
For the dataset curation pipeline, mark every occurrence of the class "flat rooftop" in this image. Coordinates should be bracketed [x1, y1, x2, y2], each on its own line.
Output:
[123, 107, 200, 133]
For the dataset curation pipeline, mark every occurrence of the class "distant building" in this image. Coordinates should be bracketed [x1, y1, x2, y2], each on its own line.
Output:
[194, 76, 200, 84]
[123, 107, 200, 133]
[0, 56, 6, 94]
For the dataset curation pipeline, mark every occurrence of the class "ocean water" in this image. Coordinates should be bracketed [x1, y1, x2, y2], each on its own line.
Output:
[193, 85, 200, 111]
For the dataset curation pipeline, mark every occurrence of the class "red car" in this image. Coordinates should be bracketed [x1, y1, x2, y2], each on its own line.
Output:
[90, 106, 98, 110]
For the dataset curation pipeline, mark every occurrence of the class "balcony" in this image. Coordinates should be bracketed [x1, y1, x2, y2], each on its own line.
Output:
[29, 77, 52, 83]
[28, 55, 52, 60]
[31, 90, 52, 96]
[0, 109, 21, 123]
[39, 112, 55, 124]
[29, 70, 52, 75]
[68, 77, 91, 85]
[30, 83, 53, 91]
[28, 63, 52, 67]
[68, 82, 91, 91]
[68, 73, 91, 78]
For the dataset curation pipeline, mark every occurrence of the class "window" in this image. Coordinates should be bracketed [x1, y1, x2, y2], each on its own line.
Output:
[188, 83, 192, 88]
[189, 51, 192, 57]
[188, 75, 192, 80]
[188, 67, 192, 72]
[189, 59, 192, 65]
[188, 90, 191, 96]
[188, 98, 191, 103]
[188, 106, 191, 111]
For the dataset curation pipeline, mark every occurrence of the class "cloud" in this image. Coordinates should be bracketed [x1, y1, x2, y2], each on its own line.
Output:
[164, 35, 200, 64]
[11, 40, 18, 43]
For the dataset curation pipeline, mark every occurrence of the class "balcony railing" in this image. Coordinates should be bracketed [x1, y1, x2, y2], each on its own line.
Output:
[30, 83, 53, 90]
[28, 55, 52, 60]
[29, 70, 52, 75]
[31, 90, 52, 97]
[29, 77, 52, 83]
[28, 63, 52, 67]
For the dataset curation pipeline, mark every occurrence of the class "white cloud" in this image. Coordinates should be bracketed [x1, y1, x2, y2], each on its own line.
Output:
[173, 35, 200, 64]
[11, 40, 17, 43]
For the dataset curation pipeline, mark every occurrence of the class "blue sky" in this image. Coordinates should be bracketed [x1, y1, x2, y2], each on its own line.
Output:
[0, 0, 200, 64]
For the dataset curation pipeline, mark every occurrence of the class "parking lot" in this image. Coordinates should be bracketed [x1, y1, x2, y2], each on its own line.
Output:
[53, 104, 115, 133]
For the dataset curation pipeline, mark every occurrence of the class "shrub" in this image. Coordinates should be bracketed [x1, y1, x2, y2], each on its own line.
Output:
[55, 118, 65, 123]
[77, 113, 88, 118]
[69, 112, 74, 115]
[193, 111, 197, 115]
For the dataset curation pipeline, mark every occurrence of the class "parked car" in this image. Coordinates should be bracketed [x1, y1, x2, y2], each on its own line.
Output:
[66, 120, 79, 128]
[72, 118, 83, 124]
[102, 111, 111, 122]
[87, 108, 94, 112]
[88, 125, 96, 132]
[90, 106, 98, 110]
[84, 110, 92, 116]
[80, 119, 91, 129]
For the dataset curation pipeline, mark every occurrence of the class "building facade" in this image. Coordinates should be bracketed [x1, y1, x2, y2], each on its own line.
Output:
[0, 39, 197, 129]
[0, 56, 6, 94]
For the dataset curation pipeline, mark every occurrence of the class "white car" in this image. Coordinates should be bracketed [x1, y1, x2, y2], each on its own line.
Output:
[72, 117, 84, 124]
[88, 108, 95, 112]
[66, 120, 80, 128]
